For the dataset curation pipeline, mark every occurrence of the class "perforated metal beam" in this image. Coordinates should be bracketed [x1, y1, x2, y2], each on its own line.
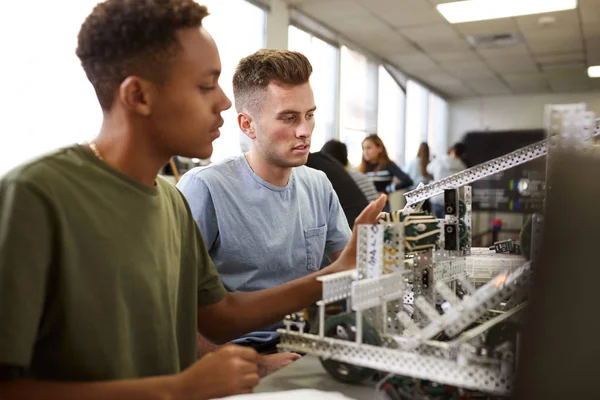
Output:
[278, 332, 512, 395]
[351, 272, 405, 311]
[404, 140, 548, 205]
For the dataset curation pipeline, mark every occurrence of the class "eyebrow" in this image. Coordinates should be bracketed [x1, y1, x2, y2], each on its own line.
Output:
[277, 106, 317, 116]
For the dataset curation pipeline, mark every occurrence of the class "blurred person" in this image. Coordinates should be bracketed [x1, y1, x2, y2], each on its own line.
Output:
[359, 134, 412, 210]
[427, 142, 468, 218]
[0, 1, 386, 399]
[321, 139, 379, 203]
[405, 142, 433, 190]
[404, 142, 433, 212]
[305, 151, 369, 230]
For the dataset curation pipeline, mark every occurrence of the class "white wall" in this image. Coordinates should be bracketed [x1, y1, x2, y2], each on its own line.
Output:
[449, 91, 600, 144]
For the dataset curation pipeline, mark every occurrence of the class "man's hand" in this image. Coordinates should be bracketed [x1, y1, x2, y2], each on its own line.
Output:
[174, 345, 260, 399]
[257, 352, 301, 377]
[334, 194, 387, 273]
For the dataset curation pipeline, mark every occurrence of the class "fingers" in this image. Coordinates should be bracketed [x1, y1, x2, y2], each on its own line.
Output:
[220, 344, 259, 363]
[240, 371, 260, 390]
[354, 194, 387, 227]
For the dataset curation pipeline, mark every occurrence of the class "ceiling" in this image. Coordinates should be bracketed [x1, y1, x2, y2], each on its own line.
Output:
[283, 0, 600, 99]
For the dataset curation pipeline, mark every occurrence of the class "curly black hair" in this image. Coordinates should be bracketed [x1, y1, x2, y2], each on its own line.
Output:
[76, 0, 209, 110]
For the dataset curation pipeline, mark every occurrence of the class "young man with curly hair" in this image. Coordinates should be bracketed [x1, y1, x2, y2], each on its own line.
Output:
[0, 1, 386, 399]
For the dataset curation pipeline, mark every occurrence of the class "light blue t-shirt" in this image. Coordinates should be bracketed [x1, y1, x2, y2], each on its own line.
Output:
[177, 154, 351, 292]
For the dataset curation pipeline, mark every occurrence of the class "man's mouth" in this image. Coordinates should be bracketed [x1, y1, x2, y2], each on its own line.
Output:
[293, 144, 310, 151]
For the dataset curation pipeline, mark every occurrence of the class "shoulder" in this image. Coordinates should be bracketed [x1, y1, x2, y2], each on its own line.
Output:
[1, 145, 83, 196]
[295, 165, 330, 186]
[387, 160, 400, 169]
[179, 155, 244, 186]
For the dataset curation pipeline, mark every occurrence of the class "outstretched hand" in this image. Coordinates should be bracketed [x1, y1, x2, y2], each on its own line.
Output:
[334, 194, 387, 272]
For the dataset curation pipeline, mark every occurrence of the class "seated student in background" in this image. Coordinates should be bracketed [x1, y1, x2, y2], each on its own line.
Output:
[0, 1, 387, 399]
[359, 134, 413, 210]
[177, 49, 358, 357]
[321, 139, 379, 203]
[427, 142, 468, 218]
[305, 151, 368, 230]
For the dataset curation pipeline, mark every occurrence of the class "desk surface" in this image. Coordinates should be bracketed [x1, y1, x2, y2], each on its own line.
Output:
[255, 355, 379, 400]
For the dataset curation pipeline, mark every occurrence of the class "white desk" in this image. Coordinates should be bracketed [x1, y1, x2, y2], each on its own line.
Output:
[255, 355, 380, 400]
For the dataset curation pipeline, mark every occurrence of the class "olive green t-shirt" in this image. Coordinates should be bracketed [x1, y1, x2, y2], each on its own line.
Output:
[0, 145, 227, 381]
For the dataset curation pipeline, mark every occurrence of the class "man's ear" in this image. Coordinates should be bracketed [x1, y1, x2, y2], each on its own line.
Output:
[238, 113, 256, 139]
[118, 76, 155, 117]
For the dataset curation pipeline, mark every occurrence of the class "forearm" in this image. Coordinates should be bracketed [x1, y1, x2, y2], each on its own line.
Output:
[202, 265, 338, 342]
[0, 376, 180, 400]
[196, 333, 221, 357]
[328, 250, 342, 262]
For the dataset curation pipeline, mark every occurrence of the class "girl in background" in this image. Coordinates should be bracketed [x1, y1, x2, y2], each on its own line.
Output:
[405, 142, 433, 190]
[427, 142, 468, 218]
[359, 135, 413, 210]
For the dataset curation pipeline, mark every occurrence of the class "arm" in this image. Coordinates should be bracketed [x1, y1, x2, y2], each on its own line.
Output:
[176, 172, 219, 250]
[0, 345, 260, 400]
[197, 194, 387, 343]
[387, 162, 413, 190]
[0, 372, 175, 400]
[329, 250, 342, 262]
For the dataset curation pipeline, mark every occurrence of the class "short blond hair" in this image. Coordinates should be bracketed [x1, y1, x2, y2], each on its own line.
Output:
[232, 49, 312, 113]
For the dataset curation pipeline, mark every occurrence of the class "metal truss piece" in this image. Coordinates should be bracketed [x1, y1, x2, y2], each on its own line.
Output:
[433, 258, 467, 283]
[457, 274, 477, 295]
[443, 263, 530, 337]
[404, 140, 548, 206]
[464, 252, 526, 285]
[412, 252, 434, 301]
[414, 296, 441, 323]
[366, 224, 384, 279]
[383, 223, 404, 274]
[436, 281, 461, 306]
[278, 332, 512, 395]
[464, 186, 472, 252]
[317, 270, 356, 304]
[356, 225, 370, 280]
[351, 272, 405, 311]
[396, 311, 420, 335]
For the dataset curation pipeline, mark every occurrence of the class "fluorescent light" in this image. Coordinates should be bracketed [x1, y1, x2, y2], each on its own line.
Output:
[437, 0, 578, 24]
[588, 66, 600, 78]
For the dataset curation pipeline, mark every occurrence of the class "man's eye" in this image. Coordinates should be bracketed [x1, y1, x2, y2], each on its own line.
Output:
[283, 116, 296, 123]
[307, 113, 315, 119]
[199, 86, 216, 92]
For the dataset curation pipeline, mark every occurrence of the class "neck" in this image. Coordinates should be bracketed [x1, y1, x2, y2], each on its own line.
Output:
[91, 117, 170, 187]
[245, 149, 293, 187]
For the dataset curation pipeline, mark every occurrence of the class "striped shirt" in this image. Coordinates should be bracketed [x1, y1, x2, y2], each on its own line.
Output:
[349, 170, 379, 202]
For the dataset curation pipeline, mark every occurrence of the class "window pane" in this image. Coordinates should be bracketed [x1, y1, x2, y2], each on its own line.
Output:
[428, 93, 449, 159]
[288, 26, 339, 153]
[0, 0, 266, 175]
[404, 80, 430, 166]
[339, 46, 378, 167]
[377, 66, 406, 165]
[202, 0, 266, 162]
[0, 0, 103, 175]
